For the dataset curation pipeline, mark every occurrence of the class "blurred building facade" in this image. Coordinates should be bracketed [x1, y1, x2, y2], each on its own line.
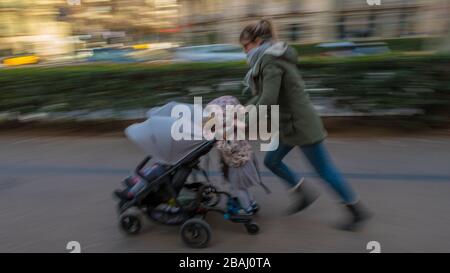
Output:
[0, 0, 73, 57]
[179, 0, 450, 44]
[0, 0, 449, 58]
[0, 0, 181, 57]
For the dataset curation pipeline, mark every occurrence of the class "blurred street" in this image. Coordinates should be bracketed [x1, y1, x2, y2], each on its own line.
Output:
[1, 132, 450, 252]
[0, 0, 449, 255]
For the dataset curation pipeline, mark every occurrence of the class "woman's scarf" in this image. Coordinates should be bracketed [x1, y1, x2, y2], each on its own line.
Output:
[243, 41, 273, 96]
[243, 41, 289, 97]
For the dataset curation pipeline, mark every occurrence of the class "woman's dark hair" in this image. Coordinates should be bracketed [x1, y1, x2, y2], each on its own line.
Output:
[239, 19, 277, 45]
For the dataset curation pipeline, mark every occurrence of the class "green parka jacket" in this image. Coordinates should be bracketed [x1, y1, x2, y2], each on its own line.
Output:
[246, 43, 327, 146]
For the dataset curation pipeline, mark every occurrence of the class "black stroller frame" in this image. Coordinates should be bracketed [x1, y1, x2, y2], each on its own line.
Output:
[116, 140, 260, 248]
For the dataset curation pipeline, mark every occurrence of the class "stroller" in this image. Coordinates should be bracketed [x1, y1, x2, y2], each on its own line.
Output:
[114, 102, 260, 248]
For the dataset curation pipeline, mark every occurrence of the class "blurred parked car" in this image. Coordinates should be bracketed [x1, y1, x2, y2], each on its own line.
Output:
[2, 54, 40, 66]
[128, 48, 174, 63]
[87, 47, 136, 63]
[316, 42, 390, 57]
[353, 42, 391, 55]
[75, 49, 94, 60]
[174, 44, 246, 62]
[86, 45, 176, 63]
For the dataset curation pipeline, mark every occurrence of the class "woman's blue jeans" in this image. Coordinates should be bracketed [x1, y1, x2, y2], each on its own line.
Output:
[264, 140, 357, 204]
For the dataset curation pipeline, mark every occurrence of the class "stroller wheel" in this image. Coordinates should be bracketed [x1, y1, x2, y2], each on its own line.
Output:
[245, 222, 260, 235]
[180, 219, 211, 248]
[119, 211, 142, 235]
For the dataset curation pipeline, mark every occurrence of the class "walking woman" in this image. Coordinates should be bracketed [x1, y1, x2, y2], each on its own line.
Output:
[240, 19, 371, 231]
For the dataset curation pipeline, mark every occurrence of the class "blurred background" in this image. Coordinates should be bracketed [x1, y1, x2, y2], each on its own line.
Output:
[0, 0, 450, 122]
[1, 1, 450, 253]
[1, 0, 450, 63]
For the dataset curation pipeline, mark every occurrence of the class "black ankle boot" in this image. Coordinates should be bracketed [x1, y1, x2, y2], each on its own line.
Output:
[287, 178, 320, 215]
[339, 202, 372, 231]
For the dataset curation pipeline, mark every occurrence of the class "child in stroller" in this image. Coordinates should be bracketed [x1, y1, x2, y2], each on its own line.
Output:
[113, 102, 263, 248]
[206, 96, 270, 215]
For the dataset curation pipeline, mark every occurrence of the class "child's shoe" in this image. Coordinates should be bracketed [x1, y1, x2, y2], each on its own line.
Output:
[236, 206, 256, 216]
[231, 208, 253, 217]
[250, 202, 260, 214]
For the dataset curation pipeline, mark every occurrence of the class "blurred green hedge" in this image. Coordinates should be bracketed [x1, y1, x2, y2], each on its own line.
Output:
[1, 53, 449, 125]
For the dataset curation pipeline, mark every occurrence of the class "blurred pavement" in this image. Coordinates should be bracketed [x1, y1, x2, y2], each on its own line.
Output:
[1, 133, 450, 252]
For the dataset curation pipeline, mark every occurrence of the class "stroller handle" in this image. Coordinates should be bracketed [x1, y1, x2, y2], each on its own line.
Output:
[135, 156, 152, 180]
[133, 140, 216, 182]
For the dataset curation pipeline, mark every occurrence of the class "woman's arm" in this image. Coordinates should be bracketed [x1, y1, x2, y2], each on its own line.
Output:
[245, 94, 260, 106]
[244, 63, 283, 129]
[255, 63, 283, 107]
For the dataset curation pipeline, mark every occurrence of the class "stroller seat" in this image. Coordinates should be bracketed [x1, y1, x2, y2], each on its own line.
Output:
[123, 163, 168, 188]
